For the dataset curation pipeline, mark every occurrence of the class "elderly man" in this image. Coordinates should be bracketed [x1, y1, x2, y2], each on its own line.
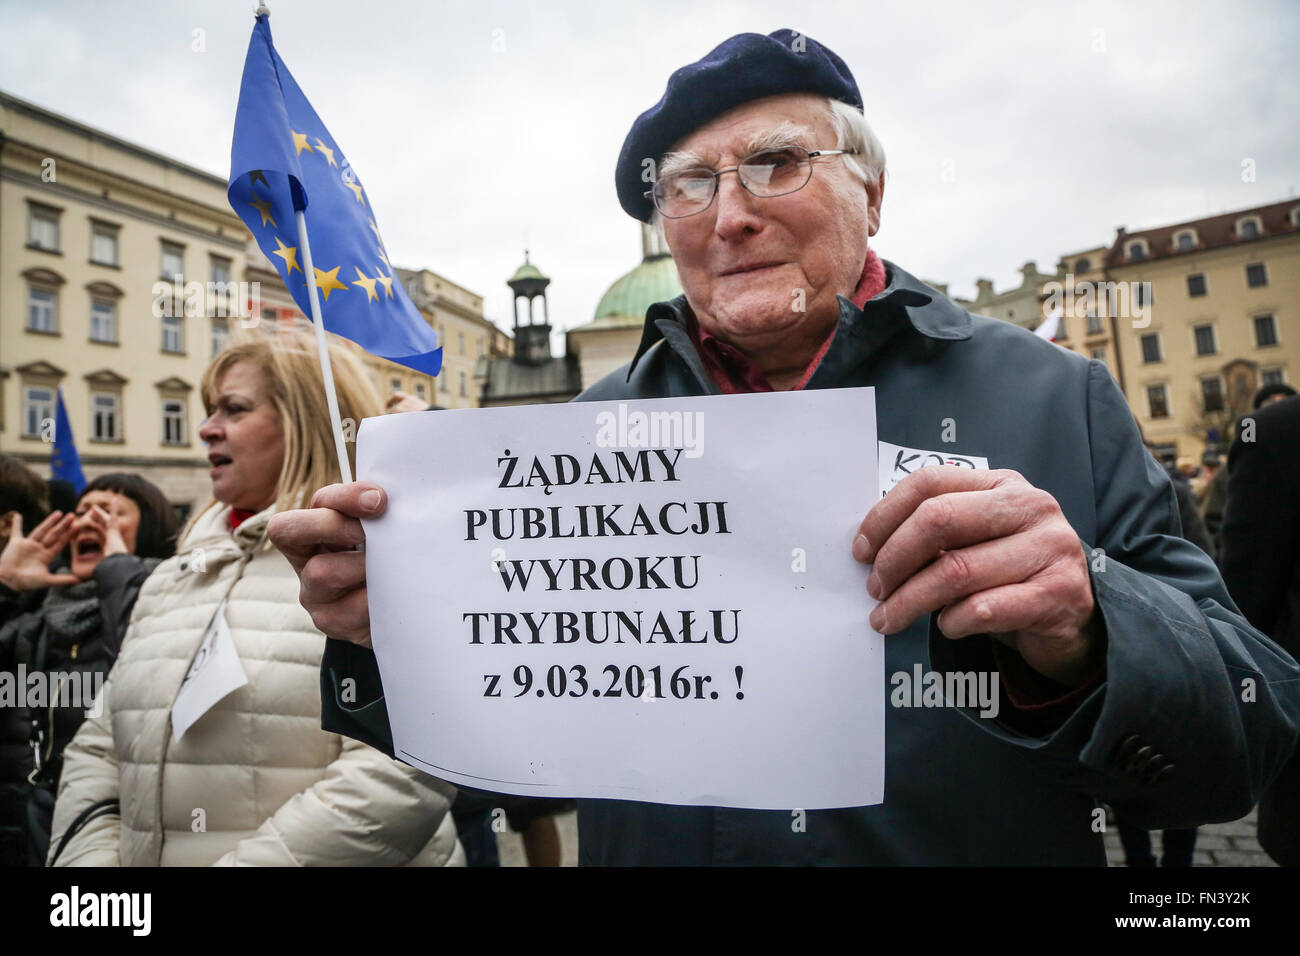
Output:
[268, 30, 1300, 865]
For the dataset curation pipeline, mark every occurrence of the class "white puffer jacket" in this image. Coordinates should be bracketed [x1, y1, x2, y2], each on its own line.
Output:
[49, 503, 462, 866]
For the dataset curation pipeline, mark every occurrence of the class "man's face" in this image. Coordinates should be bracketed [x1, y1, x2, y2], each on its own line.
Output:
[659, 93, 883, 355]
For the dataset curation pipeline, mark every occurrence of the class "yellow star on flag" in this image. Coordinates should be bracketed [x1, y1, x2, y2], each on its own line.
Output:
[375, 269, 394, 298]
[292, 130, 315, 156]
[351, 266, 379, 302]
[271, 237, 300, 275]
[314, 138, 337, 167]
[344, 179, 366, 206]
[249, 198, 276, 228]
[377, 248, 389, 268]
[312, 265, 348, 302]
[367, 217, 381, 241]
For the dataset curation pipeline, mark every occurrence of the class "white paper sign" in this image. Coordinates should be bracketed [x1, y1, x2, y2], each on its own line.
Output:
[171, 600, 248, 742]
[359, 388, 884, 810]
[877, 441, 990, 499]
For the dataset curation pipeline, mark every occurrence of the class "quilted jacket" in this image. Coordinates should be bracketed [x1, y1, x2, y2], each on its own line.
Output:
[49, 502, 462, 866]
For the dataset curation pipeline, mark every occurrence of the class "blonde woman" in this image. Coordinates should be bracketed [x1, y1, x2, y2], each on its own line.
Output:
[49, 331, 461, 866]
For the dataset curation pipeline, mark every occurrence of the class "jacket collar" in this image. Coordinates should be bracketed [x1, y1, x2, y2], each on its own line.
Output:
[626, 258, 972, 381]
[181, 501, 278, 561]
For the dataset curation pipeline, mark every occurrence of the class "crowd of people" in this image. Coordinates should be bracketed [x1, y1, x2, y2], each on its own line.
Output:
[0, 330, 569, 867]
[1, 28, 1297, 869]
[0, 332, 1293, 867]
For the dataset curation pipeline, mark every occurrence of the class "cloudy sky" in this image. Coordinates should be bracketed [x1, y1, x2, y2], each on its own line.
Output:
[2, 0, 1297, 337]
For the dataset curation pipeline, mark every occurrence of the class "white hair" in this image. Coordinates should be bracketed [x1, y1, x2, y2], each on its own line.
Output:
[827, 97, 886, 186]
[648, 97, 886, 227]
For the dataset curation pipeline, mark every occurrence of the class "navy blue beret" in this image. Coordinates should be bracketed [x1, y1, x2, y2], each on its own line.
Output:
[615, 29, 862, 222]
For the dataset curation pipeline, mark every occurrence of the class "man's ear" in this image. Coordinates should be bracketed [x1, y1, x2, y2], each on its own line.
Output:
[866, 171, 885, 236]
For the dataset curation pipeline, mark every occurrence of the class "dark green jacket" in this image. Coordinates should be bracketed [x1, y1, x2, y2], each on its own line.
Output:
[322, 262, 1300, 865]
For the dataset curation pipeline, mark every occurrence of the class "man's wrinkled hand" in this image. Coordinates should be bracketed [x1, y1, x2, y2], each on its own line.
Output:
[267, 481, 385, 649]
[852, 466, 1101, 687]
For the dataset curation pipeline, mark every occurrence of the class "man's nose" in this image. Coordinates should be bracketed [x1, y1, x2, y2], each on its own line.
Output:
[712, 172, 766, 240]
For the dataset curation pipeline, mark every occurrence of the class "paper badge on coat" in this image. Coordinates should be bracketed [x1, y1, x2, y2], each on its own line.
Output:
[171, 600, 248, 742]
[877, 441, 989, 498]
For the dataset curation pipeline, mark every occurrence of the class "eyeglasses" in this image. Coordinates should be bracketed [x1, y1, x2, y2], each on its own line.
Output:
[646, 146, 859, 219]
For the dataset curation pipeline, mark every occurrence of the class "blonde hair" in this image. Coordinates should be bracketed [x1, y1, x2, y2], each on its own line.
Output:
[190, 328, 383, 531]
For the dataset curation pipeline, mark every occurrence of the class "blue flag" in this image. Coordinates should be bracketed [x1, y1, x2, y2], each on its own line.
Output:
[50, 387, 86, 494]
[228, 14, 442, 375]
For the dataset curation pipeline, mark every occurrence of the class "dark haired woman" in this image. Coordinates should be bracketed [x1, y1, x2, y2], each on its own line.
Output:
[0, 473, 178, 866]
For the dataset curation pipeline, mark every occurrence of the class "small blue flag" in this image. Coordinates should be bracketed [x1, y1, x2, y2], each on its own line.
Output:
[228, 14, 442, 375]
[51, 387, 86, 494]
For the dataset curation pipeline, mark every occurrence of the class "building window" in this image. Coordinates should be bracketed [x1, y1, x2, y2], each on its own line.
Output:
[211, 318, 229, 357]
[1254, 313, 1278, 348]
[162, 315, 184, 353]
[1193, 324, 1217, 356]
[1245, 263, 1268, 288]
[210, 255, 232, 285]
[1140, 333, 1161, 364]
[477, 338, 485, 357]
[1237, 217, 1261, 239]
[459, 332, 466, 355]
[160, 241, 185, 280]
[459, 371, 467, 398]
[90, 221, 120, 265]
[1261, 368, 1286, 387]
[1085, 313, 1103, 336]
[1146, 384, 1170, 419]
[23, 387, 55, 437]
[162, 399, 187, 445]
[1075, 257, 1091, 274]
[1134, 282, 1152, 306]
[1126, 239, 1148, 261]
[1200, 377, 1224, 413]
[90, 300, 117, 343]
[1174, 230, 1197, 251]
[27, 287, 57, 333]
[1187, 273, 1206, 297]
[390, 377, 401, 393]
[1090, 347, 1107, 362]
[415, 382, 427, 400]
[91, 392, 120, 442]
[28, 204, 60, 251]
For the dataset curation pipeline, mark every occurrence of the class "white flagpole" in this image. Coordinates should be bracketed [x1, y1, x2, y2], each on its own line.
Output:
[295, 209, 353, 483]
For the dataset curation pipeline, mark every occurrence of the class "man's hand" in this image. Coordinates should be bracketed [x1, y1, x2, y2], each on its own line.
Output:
[852, 466, 1101, 687]
[0, 511, 78, 591]
[267, 482, 384, 648]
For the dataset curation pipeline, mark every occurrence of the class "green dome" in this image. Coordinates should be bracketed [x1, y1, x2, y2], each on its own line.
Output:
[510, 261, 548, 282]
[593, 255, 682, 324]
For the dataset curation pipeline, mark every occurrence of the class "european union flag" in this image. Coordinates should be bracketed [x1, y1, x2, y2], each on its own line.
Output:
[50, 388, 85, 494]
[228, 13, 442, 375]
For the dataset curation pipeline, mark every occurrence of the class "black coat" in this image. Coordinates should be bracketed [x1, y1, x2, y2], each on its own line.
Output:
[0, 554, 157, 866]
[1222, 395, 1300, 864]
